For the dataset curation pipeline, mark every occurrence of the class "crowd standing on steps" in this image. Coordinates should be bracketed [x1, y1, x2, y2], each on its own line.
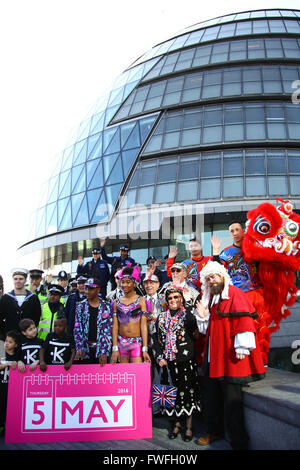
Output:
[0, 232, 269, 449]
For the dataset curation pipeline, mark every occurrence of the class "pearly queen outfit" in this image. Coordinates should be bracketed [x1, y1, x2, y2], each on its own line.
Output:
[151, 306, 202, 417]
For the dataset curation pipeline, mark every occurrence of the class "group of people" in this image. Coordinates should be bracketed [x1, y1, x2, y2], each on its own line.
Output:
[0, 222, 268, 450]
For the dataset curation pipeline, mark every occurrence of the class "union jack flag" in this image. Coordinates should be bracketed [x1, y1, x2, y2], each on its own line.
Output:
[152, 384, 177, 408]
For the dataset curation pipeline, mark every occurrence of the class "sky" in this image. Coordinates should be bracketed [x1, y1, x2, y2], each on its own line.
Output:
[0, 0, 299, 290]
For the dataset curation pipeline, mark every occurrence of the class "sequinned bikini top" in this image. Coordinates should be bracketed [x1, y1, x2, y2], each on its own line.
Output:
[114, 296, 145, 325]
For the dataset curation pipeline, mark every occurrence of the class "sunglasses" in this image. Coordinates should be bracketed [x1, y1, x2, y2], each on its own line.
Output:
[171, 268, 182, 273]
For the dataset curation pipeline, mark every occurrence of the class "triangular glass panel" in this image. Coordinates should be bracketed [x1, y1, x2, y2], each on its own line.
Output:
[58, 199, 72, 231]
[123, 123, 140, 150]
[72, 166, 86, 194]
[121, 148, 139, 174]
[90, 190, 108, 223]
[77, 117, 91, 141]
[35, 207, 46, 238]
[104, 126, 121, 155]
[48, 177, 59, 204]
[105, 183, 123, 212]
[71, 193, 85, 224]
[139, 115, 157, 141]
[123, 80, 139, 100]
[58, 171, 70, 195]
[74, 195, 89, 227]
[90, 112, 105, 135]
[108, 87, 124, 107]
[71, 164, 84, 191]
[103, 127, 119, 155]
[121, 121, 136, 147]
[73, 139, 87, 166]
[87, 132, 102, 160]
[61, 145, 74, 171]
[103, 153, 119, 181]
[88, 159, 104, 189]
[58, 198, 70, 227]
[59, 172, 71, 199]
[87, 188, 103, 221]
[46, 204, 57, 234]
[104, 105, 119, 127]
[86, 159, 100, 187]
[105, 155, 124, 185]
[46, 203, 56, 227]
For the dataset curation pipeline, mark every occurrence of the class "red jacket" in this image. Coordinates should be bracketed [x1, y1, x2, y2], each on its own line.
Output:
[205, 284, 266, 383]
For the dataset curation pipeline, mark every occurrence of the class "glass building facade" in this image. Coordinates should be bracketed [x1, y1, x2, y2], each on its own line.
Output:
[18, 9, 300, 277]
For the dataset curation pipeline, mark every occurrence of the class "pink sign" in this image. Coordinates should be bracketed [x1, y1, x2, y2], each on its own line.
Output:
[5, 363, 152, 443]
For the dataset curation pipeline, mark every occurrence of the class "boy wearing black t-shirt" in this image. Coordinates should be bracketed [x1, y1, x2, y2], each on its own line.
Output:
[0, 330, 19, 434]
[40, 317, 75, 371]
[17, 318, 44, 372]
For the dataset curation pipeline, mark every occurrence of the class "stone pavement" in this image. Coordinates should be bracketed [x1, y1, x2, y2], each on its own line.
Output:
[0, 412, 231, 451]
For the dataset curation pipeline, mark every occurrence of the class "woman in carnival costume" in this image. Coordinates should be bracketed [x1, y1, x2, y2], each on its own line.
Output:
[110, 265, 151, 364]
[151, 285, 202, 442]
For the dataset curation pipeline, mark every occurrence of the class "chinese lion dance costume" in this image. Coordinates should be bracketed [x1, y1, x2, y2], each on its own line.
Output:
[242, 198, 300, 365]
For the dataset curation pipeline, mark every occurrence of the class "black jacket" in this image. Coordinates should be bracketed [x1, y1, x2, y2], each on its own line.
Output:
[0, 290, 41, 338]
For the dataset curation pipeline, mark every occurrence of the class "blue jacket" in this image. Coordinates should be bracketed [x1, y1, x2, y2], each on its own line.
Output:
[65, 290, 86, 335]
[77, 258, 110, 286]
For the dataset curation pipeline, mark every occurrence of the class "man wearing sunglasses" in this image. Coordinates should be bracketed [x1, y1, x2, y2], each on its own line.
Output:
[159, 262, 201, 309]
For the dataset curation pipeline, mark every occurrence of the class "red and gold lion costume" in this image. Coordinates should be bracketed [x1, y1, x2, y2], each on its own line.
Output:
[242, 198, 300, 364]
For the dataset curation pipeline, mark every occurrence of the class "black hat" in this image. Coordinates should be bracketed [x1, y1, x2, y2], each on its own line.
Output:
[85, 278, 101, 288]
[146, 256, 156, 265]
[69, 277, 77, 286]
[48, 284, 65, 295]
[58, 270, 68, 280]
[91, 248, 101, 254]
[119, 244, 129, 251]
[29, 269, 44, 278]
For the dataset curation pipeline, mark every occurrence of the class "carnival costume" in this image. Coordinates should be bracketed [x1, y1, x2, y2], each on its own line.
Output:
[152, 286, 202, 418]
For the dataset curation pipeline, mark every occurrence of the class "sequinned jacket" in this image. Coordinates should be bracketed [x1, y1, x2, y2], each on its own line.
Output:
[74, 298, 112, 358]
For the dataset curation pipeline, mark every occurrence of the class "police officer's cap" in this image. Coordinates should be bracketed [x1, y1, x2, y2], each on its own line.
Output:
[58, 270, 68, 280]
[119, 244, 129, 251]
[48, 284, 65, 295]
[76, 275, 88, 282]
[91, 248, 101, 254]
[69, 277, 77, 286]
[29, 269, 44, 278]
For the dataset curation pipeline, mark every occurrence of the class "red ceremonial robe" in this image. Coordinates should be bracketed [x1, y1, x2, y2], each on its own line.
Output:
[205, 284, 266, 383]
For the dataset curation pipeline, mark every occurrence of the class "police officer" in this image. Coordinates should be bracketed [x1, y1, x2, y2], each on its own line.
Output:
[77, 248, 110, 299]
[37, 284, 65, 341]
[65, 275, 87, 336]
[27, 269, 48, 307]
[57, 270, 71, 306]
[100, 240, 136, 291]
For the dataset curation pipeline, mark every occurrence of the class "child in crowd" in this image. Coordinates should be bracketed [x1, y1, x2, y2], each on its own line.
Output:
[17, 318, 44, 372]
[0, 330, 19, 434]
[40, 316, 75, 371]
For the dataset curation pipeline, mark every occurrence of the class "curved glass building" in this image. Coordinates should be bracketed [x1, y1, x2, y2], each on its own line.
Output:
[19, 8, 300, 277]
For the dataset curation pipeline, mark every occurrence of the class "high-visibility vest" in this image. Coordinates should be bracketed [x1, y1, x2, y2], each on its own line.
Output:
[37, 301, 65, 340]
[26, 284, 48, 307]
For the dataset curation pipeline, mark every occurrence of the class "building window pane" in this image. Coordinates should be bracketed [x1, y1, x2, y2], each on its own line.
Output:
[223, 157, 243, 176]
[268, 176, 288, 195]
[201, 158, 221, 177]
[224, 124, 244, 141]
[246, 176, 266, 196]
[177, 180, 198, 201]
[267, 123, 287, 139]
[181, 128, 201, 146]
[223, 177, 243, 197]
[157, 164, 177, 182]
[268, 157, 286, 174]
[155, 183, 176, 203]
[245, 156, 265, 175]
[179, 159, 199, 179]
[202, 126, 222, 143]
[137, 186, 154, 205]
[288, 156, 300, 173]
[246, 123, 266, 140]
[140, 166, 156, 185]
[290, 176, 300, 194]
[199, 178, 220, 198]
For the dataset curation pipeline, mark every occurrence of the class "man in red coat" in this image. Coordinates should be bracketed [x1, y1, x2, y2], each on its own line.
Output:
[195, 261, 265, 450]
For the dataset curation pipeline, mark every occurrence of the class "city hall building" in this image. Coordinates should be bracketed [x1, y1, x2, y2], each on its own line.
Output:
[18, 8, 300, 286]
